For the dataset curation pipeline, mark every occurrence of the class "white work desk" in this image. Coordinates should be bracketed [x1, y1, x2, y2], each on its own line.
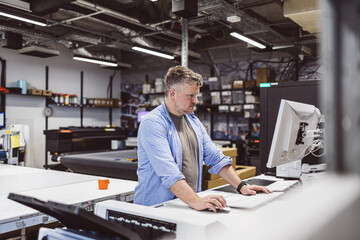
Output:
[160, 174, 360, 240]
[0, 164, 137, 236]
[95, 174, 360, 240]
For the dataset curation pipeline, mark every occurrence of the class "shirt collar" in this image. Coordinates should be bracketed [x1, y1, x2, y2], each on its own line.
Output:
[161, 101, 173, 122]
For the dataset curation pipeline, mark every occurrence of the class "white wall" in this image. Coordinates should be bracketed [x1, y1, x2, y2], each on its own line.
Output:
[0, 47, 122, 168]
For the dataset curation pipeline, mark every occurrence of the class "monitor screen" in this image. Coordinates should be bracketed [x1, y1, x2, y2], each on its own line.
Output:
[251, 122, 260, 138]
[266, 99, 322, 169]
[137, 111, 149, 123]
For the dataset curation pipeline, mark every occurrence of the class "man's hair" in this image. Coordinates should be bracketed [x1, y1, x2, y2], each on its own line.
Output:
[163, 65, 203, 96]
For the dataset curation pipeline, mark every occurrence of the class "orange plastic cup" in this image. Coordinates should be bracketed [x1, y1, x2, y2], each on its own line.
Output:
[98, 179, 110, 190]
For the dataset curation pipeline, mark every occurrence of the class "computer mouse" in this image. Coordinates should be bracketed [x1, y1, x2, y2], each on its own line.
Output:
[208, 206, 231, 212]
[220, 206, 231, 212]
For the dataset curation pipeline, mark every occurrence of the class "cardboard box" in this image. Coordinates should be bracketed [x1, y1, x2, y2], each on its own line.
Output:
[256, 68, 269, 86]
[244, 80, 256, 89]
[202, 165, 256, 190]
[233, 80, 244, 89]
[28, 89, 42, 95]
[42, 90, 52, 96]
[203, 147, 237, 180]
[256, 68, 275, 86]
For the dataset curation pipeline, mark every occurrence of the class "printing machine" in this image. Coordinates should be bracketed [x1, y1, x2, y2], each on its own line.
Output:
[44, 127, 138, 180]
[59, 150, 138, 181]
[44, 126, 128, 155]
[8, 192, 222, 240]
[94, 200, 223, 240]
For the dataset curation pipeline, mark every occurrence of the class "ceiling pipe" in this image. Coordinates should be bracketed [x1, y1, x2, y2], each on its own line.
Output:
[29, 0, 76, 15]
[53, 8, 180, 56]
[73, 0, 195, 44]
[198, 0, 293, 46]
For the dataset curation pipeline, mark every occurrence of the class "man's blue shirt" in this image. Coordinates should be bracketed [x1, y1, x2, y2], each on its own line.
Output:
[134, 101, 233, 206]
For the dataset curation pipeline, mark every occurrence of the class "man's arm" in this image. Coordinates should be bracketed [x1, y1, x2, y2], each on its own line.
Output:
[218, 165, 272, 195]
[169, 179, 226, 212]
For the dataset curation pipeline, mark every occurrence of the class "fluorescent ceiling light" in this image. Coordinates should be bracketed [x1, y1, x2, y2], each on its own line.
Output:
[100, 62, 132, 69]
[0, 5, 46, 26]
[230, 32, 266, 49]
[73, 55, 118, 67]
[272, 44, 294, 50]
[132, 46, 174, 60]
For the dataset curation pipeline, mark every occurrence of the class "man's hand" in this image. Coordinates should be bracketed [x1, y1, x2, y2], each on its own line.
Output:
[170, 180, 227, 213]
[240, 185, 273, 195]
[189, 194, 227, 213]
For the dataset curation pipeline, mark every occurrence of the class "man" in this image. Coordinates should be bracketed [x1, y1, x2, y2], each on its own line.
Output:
[134, 66, 271, 212]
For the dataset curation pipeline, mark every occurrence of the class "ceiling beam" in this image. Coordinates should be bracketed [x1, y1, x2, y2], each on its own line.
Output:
[30, 0, 76, 15]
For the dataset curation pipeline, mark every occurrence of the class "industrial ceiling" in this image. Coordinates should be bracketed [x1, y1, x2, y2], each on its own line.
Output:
[0, 0, 320, 82]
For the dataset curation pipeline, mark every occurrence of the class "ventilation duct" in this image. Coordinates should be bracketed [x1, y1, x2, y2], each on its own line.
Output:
[283, 0, 321, 34]
[19, 46, 60, 58]
[0, 0, 30, 12]
[1, 31, 22, 49]
[137, 0, 160, 24]
[73, 47, 117, 63]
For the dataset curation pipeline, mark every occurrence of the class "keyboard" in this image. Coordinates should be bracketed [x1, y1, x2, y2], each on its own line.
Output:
[225, 192, 284, 209]
[267, 180, 299, 192]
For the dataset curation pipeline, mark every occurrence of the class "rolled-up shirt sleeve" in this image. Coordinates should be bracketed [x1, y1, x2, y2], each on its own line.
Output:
[138, 117, 185, 189]
[199, 120, 232, 175]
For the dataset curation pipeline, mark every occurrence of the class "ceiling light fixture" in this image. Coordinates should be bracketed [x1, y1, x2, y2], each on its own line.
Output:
[100, 62, 132, 69]
[272, 44, 295, 50]
[230, 32, 266, 49]
[73, 55, 118, 67]
[227, 15, 241, 23]
[132, 46, 174, 60]
[0, 5, 47, 27]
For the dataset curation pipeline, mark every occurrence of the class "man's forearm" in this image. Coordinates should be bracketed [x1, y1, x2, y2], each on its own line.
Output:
[218, 165, 242, 188]
[169, 179, 200, 207]
[169, 179, 227, 212]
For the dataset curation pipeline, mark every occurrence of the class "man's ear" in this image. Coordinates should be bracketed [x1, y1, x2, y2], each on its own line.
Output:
[169, 89, 175, 98]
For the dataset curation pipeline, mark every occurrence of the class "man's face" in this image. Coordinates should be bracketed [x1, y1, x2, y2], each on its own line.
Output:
[172, 82, 200, 116]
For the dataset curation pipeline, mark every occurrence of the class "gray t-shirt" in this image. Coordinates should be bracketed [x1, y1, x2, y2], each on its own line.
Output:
[170, 113, 199, 192]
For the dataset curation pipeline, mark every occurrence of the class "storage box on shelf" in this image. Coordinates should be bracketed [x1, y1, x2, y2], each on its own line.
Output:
[87, 98, 120, 107]
[28, 89, 42, 95]
[208, 77, 220, 90]
[256, 68, 275, 86]
[220, 76, 233, 90]
[210, 91, 221, 104]
[221, 91, 232, 104]
[42, 90, 52, 96]
[233, 79, 244, 89]
[232, 90, 244, 104]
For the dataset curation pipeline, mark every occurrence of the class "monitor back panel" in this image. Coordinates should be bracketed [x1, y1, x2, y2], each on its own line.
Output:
[260, 81, 322, 175]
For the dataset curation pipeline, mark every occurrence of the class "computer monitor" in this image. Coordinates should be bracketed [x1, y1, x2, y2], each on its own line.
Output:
[137, 111, 149, 123]
[266, 99, 323, 169]
[260, 80, 322, 175]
